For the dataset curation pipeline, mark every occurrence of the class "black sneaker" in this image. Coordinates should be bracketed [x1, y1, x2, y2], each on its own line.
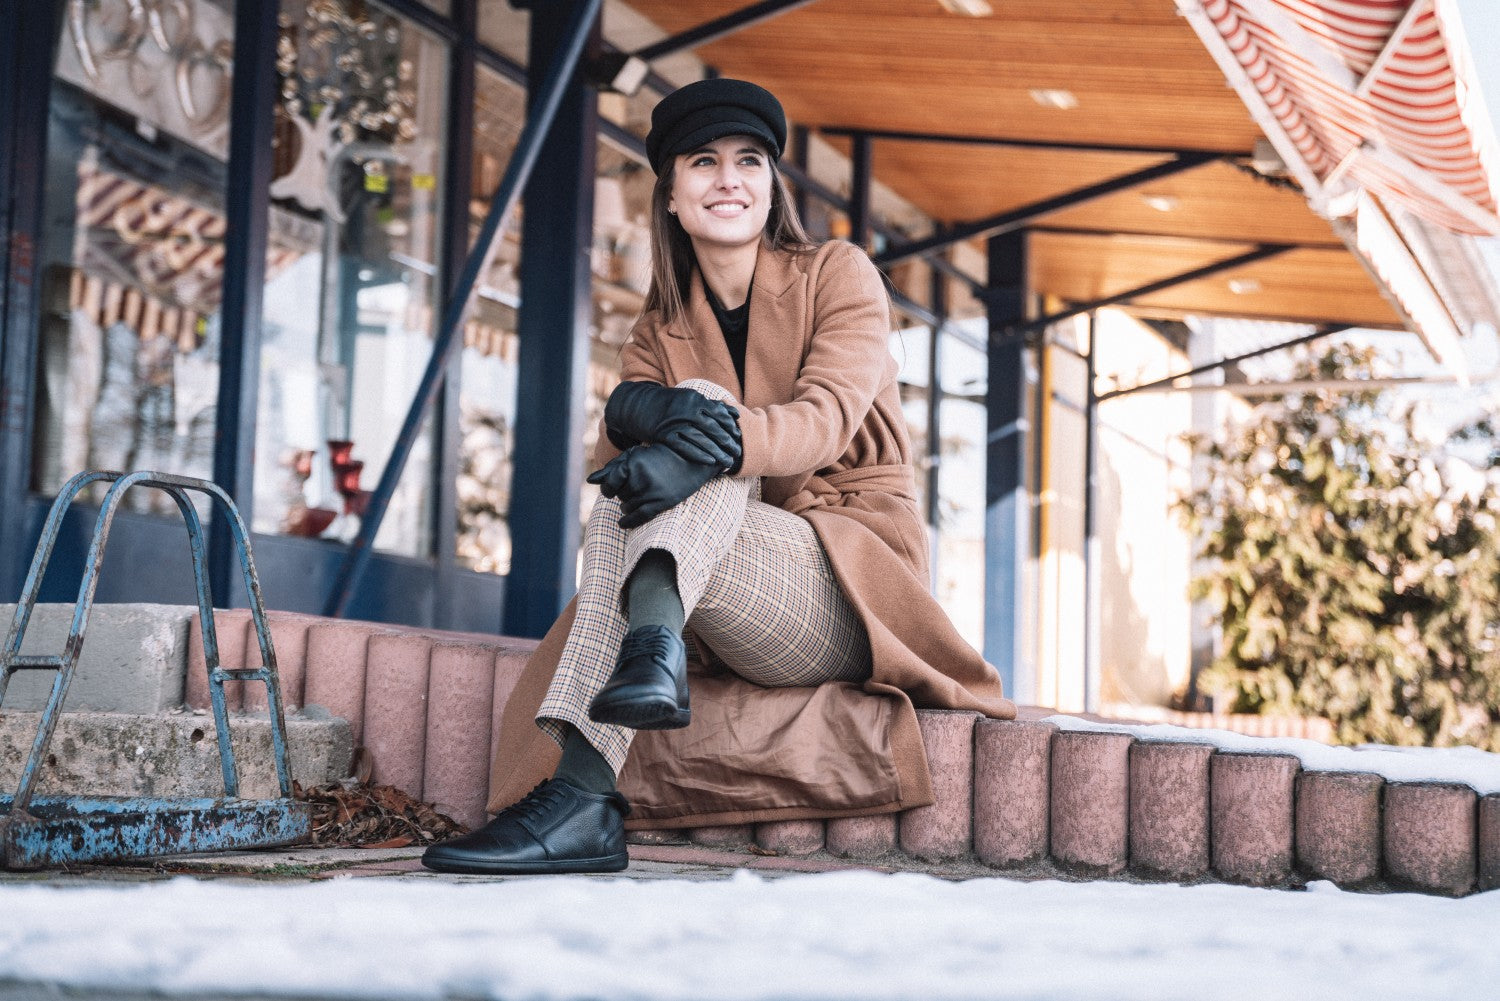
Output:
[588, 624, 690, 730]
[420, 778, 630, 875]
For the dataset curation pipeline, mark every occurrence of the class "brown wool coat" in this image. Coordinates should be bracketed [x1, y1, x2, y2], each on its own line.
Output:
[487, 240, 1016, 828]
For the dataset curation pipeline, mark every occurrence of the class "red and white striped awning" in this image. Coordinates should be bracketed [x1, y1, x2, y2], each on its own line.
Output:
[1189, 0, 1500, 236]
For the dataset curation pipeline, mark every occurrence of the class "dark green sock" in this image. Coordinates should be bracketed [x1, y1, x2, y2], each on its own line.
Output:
[554, 723, 617, 794]
[625, 548, 685, 634]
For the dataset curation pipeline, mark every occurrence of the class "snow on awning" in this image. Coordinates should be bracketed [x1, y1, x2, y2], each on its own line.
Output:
[1183, 0, 1500, 236]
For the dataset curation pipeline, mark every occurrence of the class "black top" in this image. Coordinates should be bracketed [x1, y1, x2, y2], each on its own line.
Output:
[705, 284, 750, 390]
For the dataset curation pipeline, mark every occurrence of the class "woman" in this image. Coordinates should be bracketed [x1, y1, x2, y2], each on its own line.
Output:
[422, 79, 1014, 875]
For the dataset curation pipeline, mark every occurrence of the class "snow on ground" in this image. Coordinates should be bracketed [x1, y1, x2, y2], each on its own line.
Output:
[1, 870, 1495, 1001]
[1047, 714, 1500, 794]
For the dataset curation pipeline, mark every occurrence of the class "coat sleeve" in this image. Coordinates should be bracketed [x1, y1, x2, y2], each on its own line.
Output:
[592, 311, 670, 470]
[734, 243, 896, 479]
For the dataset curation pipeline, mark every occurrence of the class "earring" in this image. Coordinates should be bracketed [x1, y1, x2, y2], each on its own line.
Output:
[668, 207, 677, 215]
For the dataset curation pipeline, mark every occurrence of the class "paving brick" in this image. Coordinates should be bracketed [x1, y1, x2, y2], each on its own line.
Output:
[304, 621, 384, 745]
[1295, 770, 1383, 888]
[242, 613, 313, 713]
[1211, 752, 1298, 886]
[689, 824, 755, 850]
[899, 710, 980, 861]
[361, 633, 433, 799]
[421, 642, 498, 830]
[1479, 795, 1500, 893]
[185, 608, 251, 712]
[755, 819, 825, 856]
[1049, 730, 1131, 875]
[1128, 740, 1213, 880]
[825, 813, 898, 859]
[626, 828, 689, 845]
[1384, 782, 1476, 896]
[973, 719, 1055, 867]
[1, 602, 193, 713]
[489, 646, 531, 766]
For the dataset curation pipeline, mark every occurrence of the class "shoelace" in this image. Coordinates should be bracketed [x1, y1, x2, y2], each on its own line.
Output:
[505, 781, 567, 825]
[620, 628, 676, 662]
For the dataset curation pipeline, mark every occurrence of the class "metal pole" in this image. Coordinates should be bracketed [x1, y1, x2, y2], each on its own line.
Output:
[1099, 324, 1350, 401]
[1082, 311, 1101, 713]
[926, 258, 945, 594]
[324, 0, 604, 618]
[849, 132, 872, 250]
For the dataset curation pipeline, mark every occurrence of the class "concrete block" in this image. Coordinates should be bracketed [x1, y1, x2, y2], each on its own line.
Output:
[899, 710, 980, 861]
[755, 819, 825, 856]
[185, 608, 251, 712]
[2, 602, 191, 712]
[1129, 740, 1213, 880]
[304, 621, 384, 745]
[973, 719, 1055, 868]
[825, 813, 898, 859]
[242, 612, 314, 713]
[1384, 782, 1476, 896]
[361, 633, 433, 799]
[689, 824, 755, 850]
[1479, 795, 1500, 893]
[1295, 771, 1383, 888]
[1049, 730, 1132, 875]
[1211, 752, 1298, 886]
[421, 642, 497, 830]
[0, 710, 352, 801]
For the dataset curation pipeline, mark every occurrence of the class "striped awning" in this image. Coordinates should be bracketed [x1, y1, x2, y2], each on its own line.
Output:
[1189, 0, 1500, 236]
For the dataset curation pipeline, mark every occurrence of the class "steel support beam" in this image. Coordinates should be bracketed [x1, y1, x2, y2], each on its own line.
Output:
[1099, 324, 1350, 401]
[1007, 244, 1295, 340]
[926, 261, 946, 593]
[848, 133, 873, 250]
[633, 0, 819, 61]
[1081, 311, 1101, 714]
[323, 0, 603, 619]
[874, 153, 1221, 268]
[501, 0, 602, 637]
[984, 231, 1033, 702]
[820, 125, 1239, 159]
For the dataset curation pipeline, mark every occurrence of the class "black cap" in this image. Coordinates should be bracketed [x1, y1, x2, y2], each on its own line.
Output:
[646, 78, 786, 174]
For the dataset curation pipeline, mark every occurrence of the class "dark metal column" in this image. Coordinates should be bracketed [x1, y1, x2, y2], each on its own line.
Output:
[984, 230, 1033, 702]
[212, 1, 280, 607]
[501, 0, 601, 637]
[0, 3, 62, 598]
[1082, 311, 1101, 713]
[926, 260, 945, 593]
[848, 133, 872, 250]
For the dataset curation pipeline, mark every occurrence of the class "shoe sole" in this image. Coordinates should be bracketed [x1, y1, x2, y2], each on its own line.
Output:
[420, 852, 630, 876]
[588, 693, 690, 730]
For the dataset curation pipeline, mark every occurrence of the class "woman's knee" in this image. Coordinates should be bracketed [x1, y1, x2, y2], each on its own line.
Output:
[676, 379, 736, 405]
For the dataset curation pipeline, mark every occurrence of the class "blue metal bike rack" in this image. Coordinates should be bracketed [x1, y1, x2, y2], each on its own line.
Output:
[0, 470, 312, 868]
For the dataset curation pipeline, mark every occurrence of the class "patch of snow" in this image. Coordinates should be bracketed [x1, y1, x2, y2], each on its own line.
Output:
[0, 871, 1496, 1001]
[1046, 715, 1500, 794]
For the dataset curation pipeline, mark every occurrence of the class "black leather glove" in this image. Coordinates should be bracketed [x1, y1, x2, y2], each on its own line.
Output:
[604, 381, 741, 471]
[587, 444, 719, 529]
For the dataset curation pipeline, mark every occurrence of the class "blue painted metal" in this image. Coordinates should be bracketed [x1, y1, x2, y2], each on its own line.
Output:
[0, 469, 308, 868]
[848, 132, 873, 251]
[324, 0, 605, 620]
[501, 0, 601, 638]
[984, 231, 1034, 703]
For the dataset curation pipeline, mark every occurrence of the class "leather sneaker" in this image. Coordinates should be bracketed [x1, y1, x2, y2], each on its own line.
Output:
[420, 778, 630, 875]
[587, 624, 690, 730]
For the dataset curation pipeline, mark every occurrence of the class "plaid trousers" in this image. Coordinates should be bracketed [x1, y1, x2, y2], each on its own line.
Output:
[536, 380, 872, 774]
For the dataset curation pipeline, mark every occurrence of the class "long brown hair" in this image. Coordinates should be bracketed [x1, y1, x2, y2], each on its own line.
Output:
[643, 155, 816, 325]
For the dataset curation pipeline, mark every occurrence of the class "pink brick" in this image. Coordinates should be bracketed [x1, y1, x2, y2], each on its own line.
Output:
[1481, 795, 1500, 893]
[1129, 741, 1213, 880]
[826, 814, 898, 859]
[184, 608, 250, 712]
[689, 824, 755, 850]
[489, 647, 531, 766]
[899, 710, 980, 861]
[421, 642, 498, 830]
[1295, 771, 1383, 888]
[242, 612, 313, 713]
[1049, 730, 1132, 875]
[1211, 753, 1298, 886]
[303, 621, 384, 745]
[755, 820, 825, 856]
[973, 719, 1055, 867]
[1383, 782, 1476, 896]
[362, 633, 434, 799]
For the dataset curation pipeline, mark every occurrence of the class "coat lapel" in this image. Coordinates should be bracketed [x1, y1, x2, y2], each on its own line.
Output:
[743, 246, 806, 409]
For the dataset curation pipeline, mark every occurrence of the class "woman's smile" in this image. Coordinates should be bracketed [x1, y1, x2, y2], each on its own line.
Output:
[669, 135, 773, 254]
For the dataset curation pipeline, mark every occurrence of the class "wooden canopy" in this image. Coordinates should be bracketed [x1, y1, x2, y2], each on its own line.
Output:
[621, 0, 1499, 344]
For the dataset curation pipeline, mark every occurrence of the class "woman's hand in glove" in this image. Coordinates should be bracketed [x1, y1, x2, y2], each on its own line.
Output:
[603, 381, 741, 471]
[586, 444, 720, 529]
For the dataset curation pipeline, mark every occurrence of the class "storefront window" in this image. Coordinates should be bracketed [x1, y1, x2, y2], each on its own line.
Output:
[32, 0, 237, 514]
[253, 0, 448, 556]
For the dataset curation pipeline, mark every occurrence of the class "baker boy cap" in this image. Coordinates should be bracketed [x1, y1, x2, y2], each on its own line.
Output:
[646, 78, 787, 174]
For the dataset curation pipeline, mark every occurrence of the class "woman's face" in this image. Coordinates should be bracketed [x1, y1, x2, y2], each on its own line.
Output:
[667, 135, 773, 255]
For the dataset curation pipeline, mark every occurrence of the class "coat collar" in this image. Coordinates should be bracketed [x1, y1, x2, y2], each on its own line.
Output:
[664, 244, 806, 408]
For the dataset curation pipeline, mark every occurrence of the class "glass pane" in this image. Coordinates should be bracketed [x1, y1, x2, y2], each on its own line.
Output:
[255, 0, 449, 555]
[33, 0, 237, 514]
[935, 323, 988, 652]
